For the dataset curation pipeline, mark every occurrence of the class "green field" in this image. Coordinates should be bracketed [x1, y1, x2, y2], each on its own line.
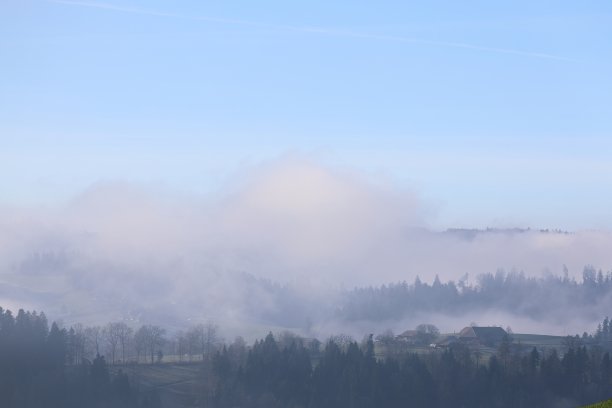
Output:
[111, 363, 202, 408]
[583, 399, 612, 408]
[513, 333, 566, 348]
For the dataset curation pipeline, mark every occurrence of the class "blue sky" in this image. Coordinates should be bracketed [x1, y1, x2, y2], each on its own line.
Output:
[2, 0, 612, 229]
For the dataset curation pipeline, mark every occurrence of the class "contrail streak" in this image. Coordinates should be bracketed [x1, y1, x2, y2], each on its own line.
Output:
[49, 0, 575, 62]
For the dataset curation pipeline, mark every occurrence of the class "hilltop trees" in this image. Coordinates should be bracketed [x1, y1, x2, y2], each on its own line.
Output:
[0, 306, 138, 407]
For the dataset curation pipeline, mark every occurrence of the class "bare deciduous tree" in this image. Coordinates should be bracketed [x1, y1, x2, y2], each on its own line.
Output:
[104, 322, 121, 364]
[135, 324, 166, 364]
[114, 322, 133, 364]
[175, 331, 186, 362]
[134, 326, 147, 363]
[186, 327, 200, 361]
[199, 322, 220, 360]
[84, 325, 102, 358]
[67, 323, 87, 364]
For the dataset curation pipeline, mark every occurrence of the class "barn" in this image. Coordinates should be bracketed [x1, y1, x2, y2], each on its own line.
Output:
[459, 326, 508, 347]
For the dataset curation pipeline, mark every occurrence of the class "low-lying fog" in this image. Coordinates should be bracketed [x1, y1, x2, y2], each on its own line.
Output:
[1, 157, 611, 339]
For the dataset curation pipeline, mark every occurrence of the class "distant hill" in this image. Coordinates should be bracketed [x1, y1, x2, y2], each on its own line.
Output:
[444, 227, 570, 240]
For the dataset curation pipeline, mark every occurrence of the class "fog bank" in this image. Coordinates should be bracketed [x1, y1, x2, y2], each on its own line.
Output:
[1, 157, 611, 336]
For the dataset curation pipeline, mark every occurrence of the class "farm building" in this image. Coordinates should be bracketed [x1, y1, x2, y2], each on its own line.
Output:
[396, 330, 419, 345]
[459, 326, 508, 347]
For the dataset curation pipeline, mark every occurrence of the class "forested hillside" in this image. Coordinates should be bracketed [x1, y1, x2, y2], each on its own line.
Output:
[340, 267, 612, 324]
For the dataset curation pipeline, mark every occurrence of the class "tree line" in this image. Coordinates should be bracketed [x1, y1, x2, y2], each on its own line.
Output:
[207, 331, 612, 408]
[0, 306, 142, 407]
[340, 266, 612, 322]
[0, 305, 227, 407]
[6, 303, 612, 407]
[56, 319, 223, 366]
